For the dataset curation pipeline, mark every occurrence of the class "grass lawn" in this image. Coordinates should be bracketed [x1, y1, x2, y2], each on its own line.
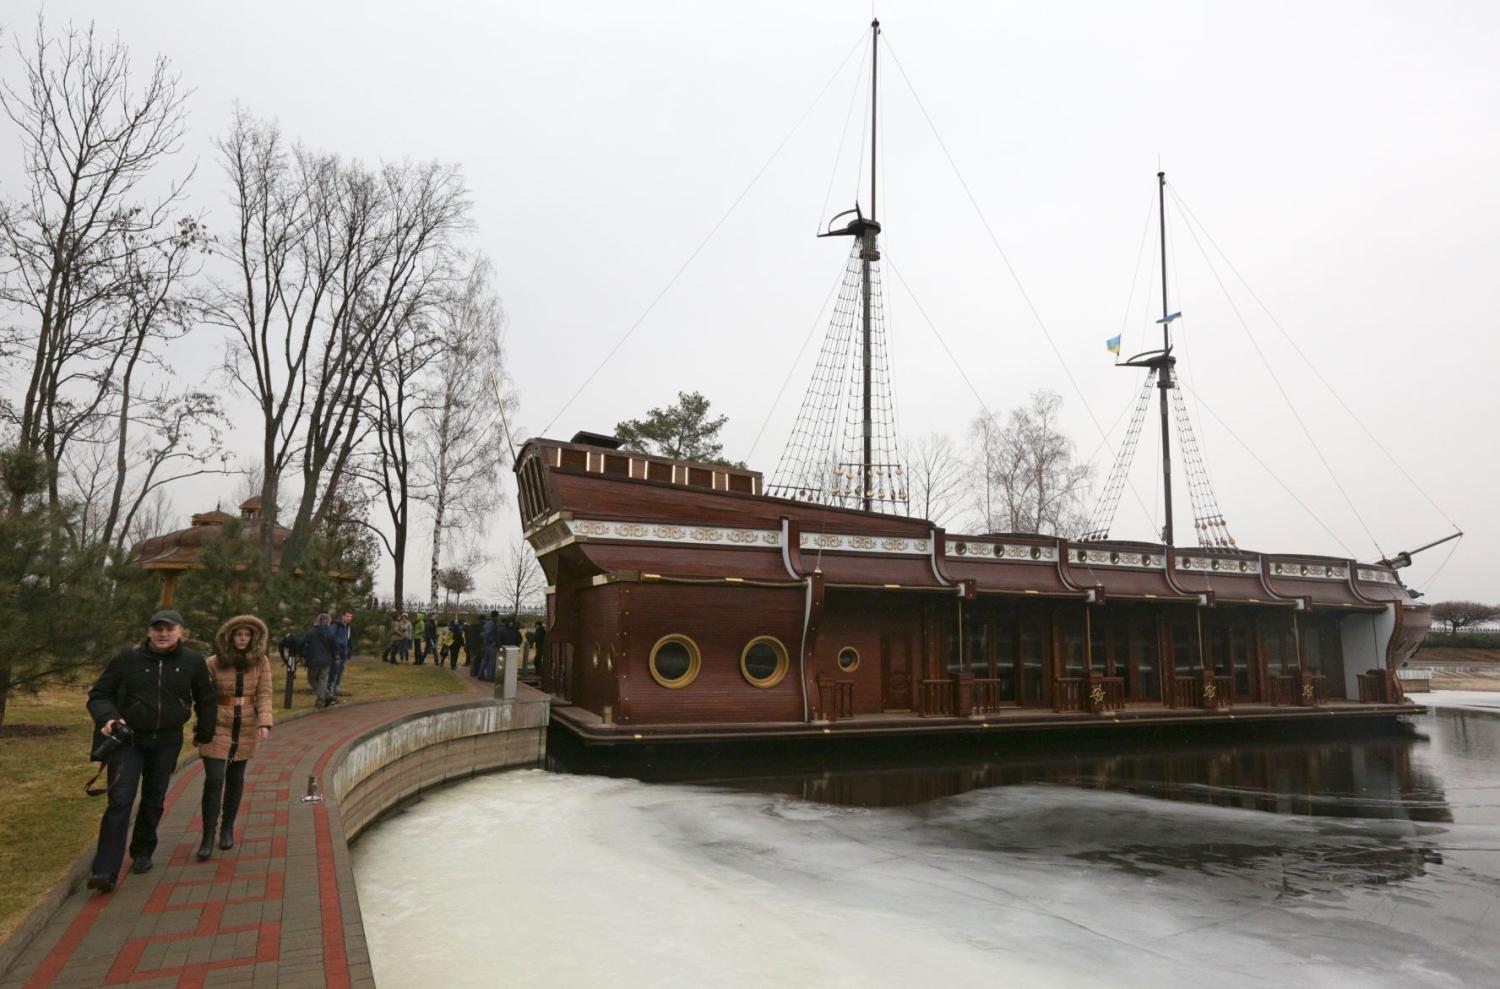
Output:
[0, 656, 469, 944]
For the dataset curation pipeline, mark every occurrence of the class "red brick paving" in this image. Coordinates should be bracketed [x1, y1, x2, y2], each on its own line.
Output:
[2, 680, 491, 989]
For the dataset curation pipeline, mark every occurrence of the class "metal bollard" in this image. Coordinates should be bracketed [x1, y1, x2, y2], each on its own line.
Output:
[301, 774, 325, 803]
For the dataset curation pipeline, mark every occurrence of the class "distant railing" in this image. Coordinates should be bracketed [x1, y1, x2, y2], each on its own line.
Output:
[1054, 677, 1085, 713]
[918, 678, 955, 717]
[1091, 676, 1126, 712]
[1299, 674, 1327, 705]
[1358, 671, 1391, 703]
[1170, 676, 1203, 709]
[1270, 674, 1300, 706]
[816, 675, 854, 721]
[971, 677, 1005, 714]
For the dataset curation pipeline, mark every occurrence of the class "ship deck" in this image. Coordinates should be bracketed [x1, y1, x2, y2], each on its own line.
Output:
[550, 698, 1423, 745]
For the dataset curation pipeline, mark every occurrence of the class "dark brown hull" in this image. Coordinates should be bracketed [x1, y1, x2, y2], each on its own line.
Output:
[518, 437, 1429, 745]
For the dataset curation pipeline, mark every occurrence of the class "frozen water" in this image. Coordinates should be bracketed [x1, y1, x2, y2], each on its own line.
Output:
[352, 705, 1500, 988]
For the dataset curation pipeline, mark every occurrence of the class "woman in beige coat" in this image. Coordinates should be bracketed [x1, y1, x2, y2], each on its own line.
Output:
[196, 615, 273, 861]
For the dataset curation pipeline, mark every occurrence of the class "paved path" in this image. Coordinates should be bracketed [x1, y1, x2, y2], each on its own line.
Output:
[3, 676, 492, 989]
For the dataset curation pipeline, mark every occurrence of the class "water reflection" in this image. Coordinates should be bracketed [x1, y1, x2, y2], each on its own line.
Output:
[550, 718, 1454, 821]
[550, 714, 1480, 891]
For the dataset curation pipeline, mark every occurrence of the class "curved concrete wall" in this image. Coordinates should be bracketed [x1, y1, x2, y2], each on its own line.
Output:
[332, 688, 550, 840]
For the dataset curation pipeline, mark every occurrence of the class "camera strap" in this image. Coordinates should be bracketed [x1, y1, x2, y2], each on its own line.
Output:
[84, 762, 109, 797]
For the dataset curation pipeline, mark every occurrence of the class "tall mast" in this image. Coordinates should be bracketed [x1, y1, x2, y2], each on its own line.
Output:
[860, 18, 880, 512]
[1156, 170, 1175, 546]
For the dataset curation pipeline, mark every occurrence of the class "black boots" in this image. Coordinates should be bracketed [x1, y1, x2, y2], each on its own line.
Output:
[219, 764, 244, 850]
[198, 771, 223, 861]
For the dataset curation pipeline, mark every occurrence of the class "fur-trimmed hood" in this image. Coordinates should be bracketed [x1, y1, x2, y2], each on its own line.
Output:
[214, 614, 270, 660]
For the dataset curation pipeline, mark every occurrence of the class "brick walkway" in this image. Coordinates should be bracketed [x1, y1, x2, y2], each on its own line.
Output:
[2, 674, 493, 989]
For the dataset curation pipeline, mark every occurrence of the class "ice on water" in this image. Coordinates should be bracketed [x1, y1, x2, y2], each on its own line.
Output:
[353, 705, 1500, 988]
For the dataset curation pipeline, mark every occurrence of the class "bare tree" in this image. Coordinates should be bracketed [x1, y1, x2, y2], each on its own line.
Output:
[0, 18, 195, 518]
[497, 537, 544, 618]
[210, 109, 470, 575]
[415, 254, 510, 609]
[1430, 601, 1498, 637]
[124, 487, 178, 548]
[437, 566, 476, 612]
[359, 303, 440, 611]
[970, 390, 1092, 537]
[905, 432, 967, 529]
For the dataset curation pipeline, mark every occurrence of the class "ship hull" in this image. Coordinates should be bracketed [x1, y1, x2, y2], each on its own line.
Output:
[517, 437, 1430, 746]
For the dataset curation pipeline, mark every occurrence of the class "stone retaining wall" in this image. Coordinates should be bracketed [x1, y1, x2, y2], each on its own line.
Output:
[333, 689, 551, 839]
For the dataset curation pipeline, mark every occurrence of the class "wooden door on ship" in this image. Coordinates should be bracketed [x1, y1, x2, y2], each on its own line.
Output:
[880, 631, 913, 711]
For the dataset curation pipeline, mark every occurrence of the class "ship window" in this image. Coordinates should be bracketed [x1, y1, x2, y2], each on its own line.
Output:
[837, 646, 860, 672]
[741, 636, 789, 688]
[649, 635, 700, 688]
[592, 643, 600, 669]
[606, 645, 614, 673]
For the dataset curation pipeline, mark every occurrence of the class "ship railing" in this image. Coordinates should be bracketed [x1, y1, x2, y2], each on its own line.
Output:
[1270, 673, 1300, 706]
[918, 678, 955, 717]
[971, 677, 1005, 714]
[1203, 675, 1233, 709]
[815, 674, 854, 721]
[1090, 676, 1126, 713]
[1170, 676, 1203, 709]
[1299, 673, 1327, 705]
[1358, 671, 1392, 704]
[1053, 677, 1086, 713]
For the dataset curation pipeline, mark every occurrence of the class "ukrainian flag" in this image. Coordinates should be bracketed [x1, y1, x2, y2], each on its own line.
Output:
[1106, 334, 1121, 355]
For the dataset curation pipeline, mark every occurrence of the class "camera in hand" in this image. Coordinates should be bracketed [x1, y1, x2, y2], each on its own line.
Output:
[90, 721, 135, 761]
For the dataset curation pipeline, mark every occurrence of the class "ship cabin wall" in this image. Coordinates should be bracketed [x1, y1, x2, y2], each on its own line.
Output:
[545, 583, 1384, 725]
[1339, 605, 1398, 699]
[581, 583, 807, 726]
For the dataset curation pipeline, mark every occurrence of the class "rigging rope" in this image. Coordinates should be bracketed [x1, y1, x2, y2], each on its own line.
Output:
[1082, 370, 1156, 541]
[1165, 182, 1385, 560]
[1167, 185, 1461, 534]
[818, 29, 871, 235]
[1178, 381, 1357, 557]
[882, 37, 1154, 531]
[538, 30, 869, 439]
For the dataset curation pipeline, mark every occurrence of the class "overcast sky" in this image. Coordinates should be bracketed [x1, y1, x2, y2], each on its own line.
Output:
[4, 1, 1495, 603]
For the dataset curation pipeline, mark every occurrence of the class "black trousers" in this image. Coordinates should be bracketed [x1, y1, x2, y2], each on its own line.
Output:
[90, 736, 181, 878]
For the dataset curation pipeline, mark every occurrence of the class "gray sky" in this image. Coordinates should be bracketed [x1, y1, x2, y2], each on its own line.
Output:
[5, 1, 1496, 603]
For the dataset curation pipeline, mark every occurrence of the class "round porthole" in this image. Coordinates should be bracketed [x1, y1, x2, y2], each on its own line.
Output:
[649, 635, 700, 688]
[1030, 546, 1042, 560]
[1238, 561, 1249, 573]
[740, 636, 789, 688]
[955, 542, 967, 555]
[837, 646, 860, 673]
[1077, 549, 1087, 562]
[1211, 559, 1221, 571]
[592, 643, 600, 669]
[606, 645, 614, 673]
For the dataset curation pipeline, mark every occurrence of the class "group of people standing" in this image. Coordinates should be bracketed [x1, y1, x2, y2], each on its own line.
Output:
[381, 610, 545, 681]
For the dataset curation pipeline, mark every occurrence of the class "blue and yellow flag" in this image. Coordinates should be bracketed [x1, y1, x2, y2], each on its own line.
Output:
[1155, 311, 1181, 324]
[1105, 334, 1121, 355]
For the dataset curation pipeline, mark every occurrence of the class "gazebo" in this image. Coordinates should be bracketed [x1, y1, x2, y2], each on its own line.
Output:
[129, 496, 298, 606]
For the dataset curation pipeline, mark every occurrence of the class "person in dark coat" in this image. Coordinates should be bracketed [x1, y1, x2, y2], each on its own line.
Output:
[85, 609, 216, 893]
[447, 616, 464, 670]
[465, 618, 483, 678]
[526, 621, 547, 678]
[303, 613, 338, 709]
[330, 611, 353, 695]
[480, 611, 500, 681]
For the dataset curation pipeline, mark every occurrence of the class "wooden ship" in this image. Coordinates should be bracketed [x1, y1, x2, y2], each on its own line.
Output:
[519, 21, 1437, 746]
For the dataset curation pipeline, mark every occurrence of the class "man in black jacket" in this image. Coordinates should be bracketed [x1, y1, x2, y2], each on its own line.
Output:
[304, 613, 338, 710]
[85, 609, 215, 892]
